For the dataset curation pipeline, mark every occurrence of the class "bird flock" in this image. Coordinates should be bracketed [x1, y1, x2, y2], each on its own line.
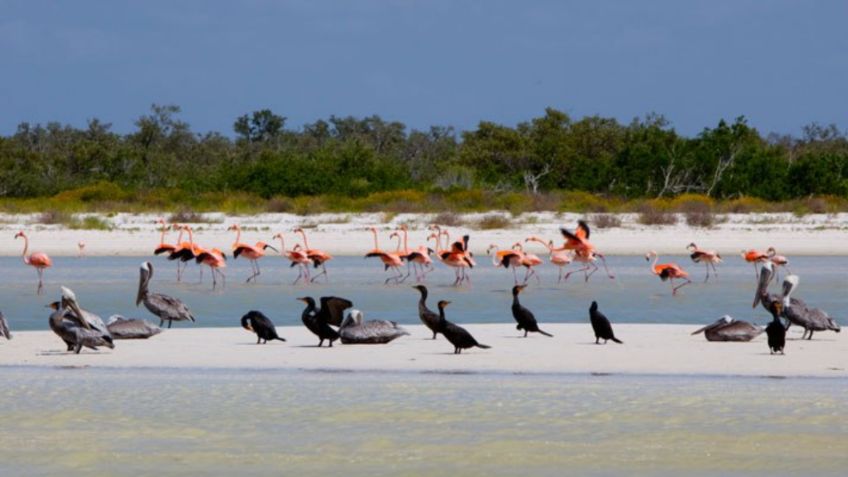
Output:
[2, 219, 840, 358]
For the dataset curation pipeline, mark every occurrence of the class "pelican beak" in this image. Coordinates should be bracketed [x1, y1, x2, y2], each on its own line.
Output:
[752, 263, 773, 308]
[296, 297, 307, 303]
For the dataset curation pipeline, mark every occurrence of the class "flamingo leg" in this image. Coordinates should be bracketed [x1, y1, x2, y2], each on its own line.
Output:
[598, 254, 615, 280]
[703, 263, 710, 283]
[37, 268, 44, 295]
[563, 266, 591, 282]
[557, 266, 564, 283]
[585, 262, 599, 282]
[711, 262, 718, 278]
[673, 279, 692, 295]
[310, 264, 328, 283]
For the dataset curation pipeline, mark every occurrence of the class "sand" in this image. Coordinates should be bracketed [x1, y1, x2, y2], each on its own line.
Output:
[1, 211, 848, 257]
[1, 324, 845, 377]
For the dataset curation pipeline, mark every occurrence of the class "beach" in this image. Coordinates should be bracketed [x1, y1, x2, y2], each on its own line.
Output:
[3, 323, 846, 377]
[2, 211, 848, 257]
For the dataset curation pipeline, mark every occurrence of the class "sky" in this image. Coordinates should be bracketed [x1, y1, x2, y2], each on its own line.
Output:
[1, 0, 846, 137]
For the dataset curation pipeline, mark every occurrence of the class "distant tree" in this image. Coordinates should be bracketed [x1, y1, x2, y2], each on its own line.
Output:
[234, 109, 286, 144]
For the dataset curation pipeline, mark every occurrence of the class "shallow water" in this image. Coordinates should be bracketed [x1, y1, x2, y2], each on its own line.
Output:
[0, 367, 845, 476]
[0, 255, 845, 331]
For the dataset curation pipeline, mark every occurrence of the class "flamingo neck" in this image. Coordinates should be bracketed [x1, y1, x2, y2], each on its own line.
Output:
[277, 236, 286, 255]
[232, 227, 241, 247]
[402, 229, 409, 250]
[185, 227, 194, 246]
[489, 247, 500, 266]
[20, 235, 29, 263]
[159, 224, 167, 244]
[370, 230, 379, 250]
[393, 234, 402, 251]
[650, 254, 659, 271]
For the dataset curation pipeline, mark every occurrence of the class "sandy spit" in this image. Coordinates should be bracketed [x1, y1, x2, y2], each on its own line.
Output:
[1, 324, 845, 378]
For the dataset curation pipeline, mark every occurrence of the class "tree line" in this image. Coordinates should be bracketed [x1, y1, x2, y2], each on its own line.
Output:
[1, 104, 846, 202]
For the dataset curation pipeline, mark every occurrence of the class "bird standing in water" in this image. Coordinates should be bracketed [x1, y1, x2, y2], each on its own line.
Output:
[511, 285, 553, 337]
[588, 301, 622, 344]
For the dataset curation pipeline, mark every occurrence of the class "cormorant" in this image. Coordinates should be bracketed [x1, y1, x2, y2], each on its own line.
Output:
[339, 309, 409, 344]
[413, 285, 440, 339]
[241, 310, 286, 344]
[511, 285, 553, 337]
[297, 296, 351, 347]
[765, 301, 787, 355]
[137, 261, 196, 328]
[588, 301, 622, 344]
[436, 300, 490, 354]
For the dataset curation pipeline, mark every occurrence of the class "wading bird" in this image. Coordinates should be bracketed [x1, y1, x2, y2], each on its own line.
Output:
[741, 249, 769, 278]
[767, 247, 790, 281]
[15, 231, 52, 294]
[136, 261, 196, 328]
[241, 310, 286, 344]
[339, 309, 409, 344]
[558, 221, 614, 282]
[525, 236, 573, 283]
[436, 300, 490, 354]
[365, 227, 405, 284]
[271, 233, 311, 285]
[77, 240, 85, 258]
[195, 247, 227, 290]
[294, 227, 333, 283]
[429, 228, 473, 286]
[229, 224, 276, 283]
[687, 242, 722, 282]
[645, 251, 691, 295]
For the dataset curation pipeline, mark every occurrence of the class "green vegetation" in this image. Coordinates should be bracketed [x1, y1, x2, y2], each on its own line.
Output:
[2, 105, 848, 214]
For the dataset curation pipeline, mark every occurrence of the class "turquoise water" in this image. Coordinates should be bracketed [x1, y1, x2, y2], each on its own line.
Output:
[0, 255, 845, 331]
[0, 367, 845, 476]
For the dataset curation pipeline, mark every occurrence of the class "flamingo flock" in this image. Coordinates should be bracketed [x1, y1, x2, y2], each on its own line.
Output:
[10, 220, 795, 298]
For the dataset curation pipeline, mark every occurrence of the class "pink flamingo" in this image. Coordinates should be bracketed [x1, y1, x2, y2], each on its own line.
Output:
[767, 247, 790, 281]
[228, 224, 277, 283]
[525, 236, 573, 283]
[686, 242, 722, 282]
[512, 242, 543, 283]
[195, 247, 227, 290]
[15, 231, 52, 294]
[440, 229, 474, 285]
[77, 240, 86, 258]
[365, 227, 405, 284]
[293, 227, 332, 283]
[272, 232, 312, 284]
[645, 250, 691, 295]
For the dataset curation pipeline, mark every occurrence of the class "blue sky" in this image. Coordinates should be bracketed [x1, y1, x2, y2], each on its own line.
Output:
[1, 0, 846, 136]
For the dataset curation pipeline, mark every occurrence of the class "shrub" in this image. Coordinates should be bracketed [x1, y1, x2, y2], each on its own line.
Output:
[36, 210, 73, 225]
[69, 216, 112, 230]
[684, 210, 715, 228]
[591, 213, 622, 229]
[431, 211, 464, 227]
[637, 204, 678, 225]
[718, 196, 771, 214]
[477, 214, 512, 229]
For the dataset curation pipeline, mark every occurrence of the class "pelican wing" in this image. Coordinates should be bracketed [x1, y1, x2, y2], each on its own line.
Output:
[320, 296, 353, 326]
[146, 293, 196, 322]
[0, 313, 10, 339]
[106, 316, 162, 339]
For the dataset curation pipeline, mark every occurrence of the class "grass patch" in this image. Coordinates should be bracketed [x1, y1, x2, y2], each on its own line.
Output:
[637, 204, 678, 226]
[168, 209, 221, 223]
[431, 212, 464, 227]
[476, 214, 512, 230]
[69, 216, 112, 230]
[591, 213, 622, 229]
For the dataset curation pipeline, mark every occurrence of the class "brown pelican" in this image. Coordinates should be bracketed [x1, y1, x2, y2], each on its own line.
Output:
[436, 300, 491, 354]
[106, 315, 162, 340]
[691, 316, 764, 342]
[511, 285, 553, 337]
[413, 285, 440, 339]
[780, 275, 841, 339]
[0, 311, 11, 340]
[49, 287, 114, 353]
[241, 310, 286, 344]
[136, 261, 196, 328]
[46, 290, 112, 342]
[297, 296, 351, 347]
[339, 309, 409, 344]
[589, 301, 622, 344]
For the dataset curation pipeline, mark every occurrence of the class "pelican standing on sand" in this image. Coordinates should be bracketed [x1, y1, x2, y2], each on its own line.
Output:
[241, 310, 286, 344]
[339, 309, 409, 344]
[136, 261, 196, 328]
[778, 275, 840, 340]
[589, 301, 623, 344]
[436, 300, 490, 354]
[15, 231, 52, 294]
[691, 316, 763, 342]
[413, 285, 441, 339]
[297, 296, 352, 347]
[49, 287, 114, 353]
[511, 285, 553, 337]
[0, 311, 11, 340]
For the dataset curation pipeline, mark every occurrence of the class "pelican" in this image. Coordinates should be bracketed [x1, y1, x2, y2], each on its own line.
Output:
[0, 311, 11, 340]
[105, 315, 162, 340]
[49, 287, 114, 353]
[136, 261, 196, 328]
[46, 289, 112, 341]
[780, 275, 841, 339]
[691, 316, 764, 342]
[297, 296, 352, 347]
[339, 309, 409, 344]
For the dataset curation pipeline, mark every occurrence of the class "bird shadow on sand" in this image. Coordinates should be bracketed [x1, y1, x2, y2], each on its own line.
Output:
[38, 350, 110, 356]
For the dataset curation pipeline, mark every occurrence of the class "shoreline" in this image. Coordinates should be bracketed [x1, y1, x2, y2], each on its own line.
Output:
[2, 324, 845, 378]
[1, 211, 848, 257]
